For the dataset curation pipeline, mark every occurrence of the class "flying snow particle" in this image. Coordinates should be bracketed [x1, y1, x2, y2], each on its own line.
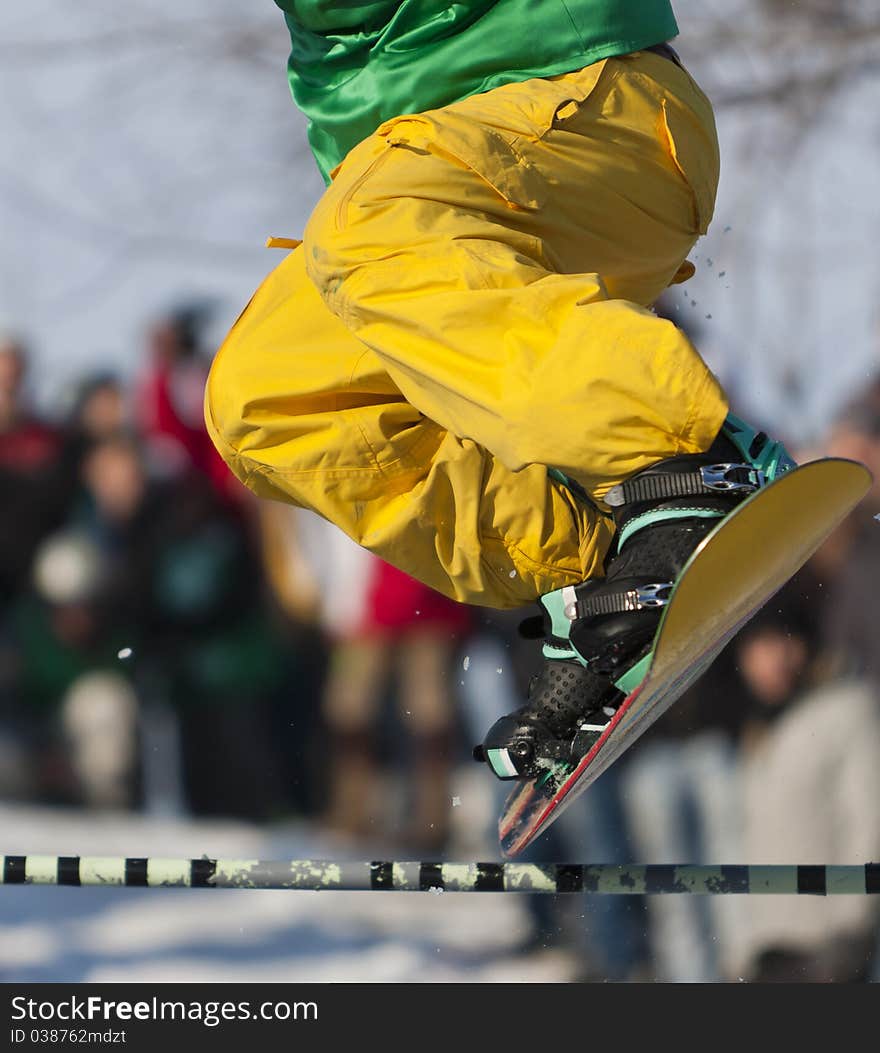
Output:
[117, 647, 133, 660]
[463, 655, 470, 671]
[452, 796, 462, 807]
[496, 667, 503, 675]
[509, 569, 517, 578]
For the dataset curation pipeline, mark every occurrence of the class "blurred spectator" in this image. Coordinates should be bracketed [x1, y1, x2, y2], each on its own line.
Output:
[135, 303, 236, 498]
[0, 334, 58, 463]
[76, 436, 290, 821]
[61, 670, 139, 811]
[68, 433, 162, 640]
[0, 334, 65, 613]
[2, 428, 291, 820]
[57, 372, 129, 483]
[68, 372, 128, 441]
[734, 583, 880, 983]
[145, 474, 290, 822]
[819, 383, 880, 689]
[0, 530, 138, 807]
[0, 318, 304, 823]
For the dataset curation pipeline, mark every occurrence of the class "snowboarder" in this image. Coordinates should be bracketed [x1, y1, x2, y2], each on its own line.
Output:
[205, 1, 795, 783]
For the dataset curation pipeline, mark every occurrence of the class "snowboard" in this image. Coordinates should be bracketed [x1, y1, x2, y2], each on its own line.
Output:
[499, 457, 872, 857]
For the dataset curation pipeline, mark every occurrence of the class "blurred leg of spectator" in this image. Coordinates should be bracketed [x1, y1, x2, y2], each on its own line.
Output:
[555, 763, 651, 981]
[321, 637, 390, 840]
[0, 618, 36, 799]
[0, 724, 36, 799]
[684, 731, 745, 979]
[177, 697, 289, 821]
[453, 634, 517, 853]
[137, 670, 188, 818]
[396, 631, 458, 853]
[60, 670, 139, 810]
[621, 732, 739, 982]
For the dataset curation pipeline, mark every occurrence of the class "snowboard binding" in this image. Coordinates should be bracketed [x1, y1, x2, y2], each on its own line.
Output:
[475, 414, 796, 781]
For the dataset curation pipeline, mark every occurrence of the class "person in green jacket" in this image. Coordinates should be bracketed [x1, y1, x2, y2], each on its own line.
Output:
[206, 2, 793, 782]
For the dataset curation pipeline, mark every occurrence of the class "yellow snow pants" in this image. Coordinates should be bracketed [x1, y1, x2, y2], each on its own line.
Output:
[205, 49, 728, 609]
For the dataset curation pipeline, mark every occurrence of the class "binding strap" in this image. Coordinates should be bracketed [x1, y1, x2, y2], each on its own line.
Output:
[566, 582, 673, 619]
[605, 463, 764, 508]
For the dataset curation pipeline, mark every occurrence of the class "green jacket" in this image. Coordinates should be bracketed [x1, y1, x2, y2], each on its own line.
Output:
[276, 1, 679, 182]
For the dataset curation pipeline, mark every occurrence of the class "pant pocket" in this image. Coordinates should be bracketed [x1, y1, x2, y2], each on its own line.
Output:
[375, 110, 547, 211]
[540, 58, 615, 134]
[657, 95, 719, 236]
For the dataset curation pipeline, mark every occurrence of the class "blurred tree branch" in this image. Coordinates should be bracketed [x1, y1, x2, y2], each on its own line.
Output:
[684, 0, 880, 109]
[2, 3, 876, 120]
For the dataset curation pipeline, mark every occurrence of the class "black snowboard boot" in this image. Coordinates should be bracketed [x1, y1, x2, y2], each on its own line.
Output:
[475, 413, 795, 780]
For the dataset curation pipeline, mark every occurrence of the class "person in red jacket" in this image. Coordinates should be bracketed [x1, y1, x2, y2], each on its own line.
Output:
[138, 307, 237, 500]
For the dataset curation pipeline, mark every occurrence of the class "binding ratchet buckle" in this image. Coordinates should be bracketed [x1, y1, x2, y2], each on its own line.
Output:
[569, 581, 673, 619]
[634, 583, 673, 609]
[700, 463, 765, 493]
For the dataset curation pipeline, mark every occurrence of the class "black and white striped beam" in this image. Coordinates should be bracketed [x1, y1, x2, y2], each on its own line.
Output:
[2, 857, 879, 894]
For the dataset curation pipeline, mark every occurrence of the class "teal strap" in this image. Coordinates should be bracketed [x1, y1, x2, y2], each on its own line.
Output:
[722, 413, 797, 480]
[617, 507, 724, 551]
